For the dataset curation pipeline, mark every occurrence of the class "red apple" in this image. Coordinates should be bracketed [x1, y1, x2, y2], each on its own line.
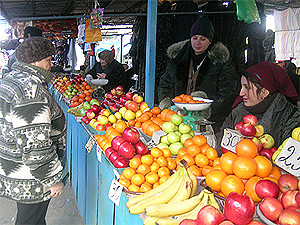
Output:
[251, 137, 263, 151]
[90, 104, 101, 113]
[240, 123, 256, 137]
[235, 121, 244, 132]
[247, 221, 265, 225]
[116, 86, 123, 91]
[125, 92, 133, 100]
[127, 101, 139, 112]
[254, 125, 264, 137]
[105, 147, 116, 160]
[224, 192, 255, 225]
[219, 221, 235, 225]
[134, 140, 149, 155]
[178, 219, 198, 225]
[270, 146, 278, 153]
[111, 136, 126, 151]
[113, 157, 129, 168]
[197, 205, 225, 225]
[255, 179, 279, 198]
[122, 127, 140, 144]
[259, 148, 274, 160]
[243, 114, 258, 126]
[259, 134, 275, 149]
[281, 190, 298, 208]
[105, 93, 113, 99]
[278, 174, 299, 193]
[85, 109, 96, 119]
[118, 141, 135, 159]
[278, 206, 300, 225]
[111, 88, 117, 96]
[296, 191, 300, 207]
[95, 124, 105, 131]
[105, 124, 113, 131]
[109, 151, 120, 163]
[132, 154, 142, 160]
[259, 196, 284, 222]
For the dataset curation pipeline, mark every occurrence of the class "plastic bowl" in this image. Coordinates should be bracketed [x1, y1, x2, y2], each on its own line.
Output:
[90, 79, 108, 86]
[172, 97, 213, 111]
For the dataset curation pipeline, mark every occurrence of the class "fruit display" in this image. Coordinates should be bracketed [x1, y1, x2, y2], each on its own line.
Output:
[173, 94, 207, 103]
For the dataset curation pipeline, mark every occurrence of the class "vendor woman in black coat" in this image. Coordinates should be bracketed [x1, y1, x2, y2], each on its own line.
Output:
[158, 16, 239, 132]
[86, 50, 125, 92]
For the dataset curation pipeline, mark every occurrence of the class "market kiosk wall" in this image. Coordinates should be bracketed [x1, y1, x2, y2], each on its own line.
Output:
[49, 85, 143, 225]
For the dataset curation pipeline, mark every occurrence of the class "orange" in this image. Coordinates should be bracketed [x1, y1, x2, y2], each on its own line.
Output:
[153, 182, 160, 189]
[139, 113, 151, 123]
[150, 147, 163, 158]
[161, 148, 172, 158]
[99, 138, 110, 150]
[157, 166, 170, 177]
[269, 166, 282, 180]
[254, 155, 272, 178]
[211, 164, 223, 171]
[206, 147, 218, 160]
[134, 121, 142, 128]
[136, 164, 151, 175]
[128, 184, 140, 192]
[127, 119, 135, 127]
[233, 156, 257, 179]
[159, 174, 170, 184]
[122, 168, 136, 180]
[220, 151, 237, 175]
[141, 154, 154, 165]
[213, 157, 220, 167]
[263, 176, 278, 184]
[221, 175, 245, 197]
[107, 130, 122, 142]
[206, 170, 227, 192]
[129, 157, 142, 170]
[177, 148, 188, 159]
[118, 179, 131, 188]
[192, 135, 207, 147]
[236, 139, 258, 158]
[173, 96, 183, 103]
[150, 161, 160, 173]
[146, 123, 161, 137]
[188, 165, 202, 177]
[182, 154, 195, 166]
[166, 157, 177, 170]
[187, 144, 201, 157]
[156, 156, 168, 167]
[131, 174, 145, 186]
[151, 106, 161, 115]
[200, 143, 210, 155]
[94, 135, 107, 146]
[194, 153, 209, 167]
[105, 126, 115, 138]
[184, 138, 195, 149]
[145, 172, 159, 184]
[114, 120, 127, 133]
[140, 183, 152, 193]
[245, 176, 262, 202]
[202, 165, 213, 176]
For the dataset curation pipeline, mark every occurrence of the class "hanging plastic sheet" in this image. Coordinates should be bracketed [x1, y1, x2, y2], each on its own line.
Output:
[90, 8, 104, 28]
[85, 18, 102, 43]
[236, 0, 261, 24]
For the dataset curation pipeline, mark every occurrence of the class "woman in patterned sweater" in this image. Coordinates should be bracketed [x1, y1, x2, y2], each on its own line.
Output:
[0, 37, 68, 225]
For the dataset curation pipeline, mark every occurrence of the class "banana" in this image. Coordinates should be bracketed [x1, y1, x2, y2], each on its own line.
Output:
[126, 167, 183, 209]
[128, 169, 185, 214]
[143, 216, 160, 225]
[67, 102, 84, 116]
[187, 167, 198, 197]
[145, 186, 204, 218]
[207, 192, 220, 211]
[155, 189, 210, 225]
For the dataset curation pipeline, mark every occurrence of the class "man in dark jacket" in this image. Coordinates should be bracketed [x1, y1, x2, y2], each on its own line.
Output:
[158, 16, 239, 132]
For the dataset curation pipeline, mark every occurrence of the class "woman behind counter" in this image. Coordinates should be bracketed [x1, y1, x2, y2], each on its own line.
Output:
[86, 49, 125, 92]
[221, 62, 299, 148]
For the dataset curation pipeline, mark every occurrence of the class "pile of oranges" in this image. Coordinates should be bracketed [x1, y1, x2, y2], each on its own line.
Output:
[69, 82, 94, 107]
[173, 94, 206, 104]
[204, 138, 282, 203]
[118, 147, 177, 193]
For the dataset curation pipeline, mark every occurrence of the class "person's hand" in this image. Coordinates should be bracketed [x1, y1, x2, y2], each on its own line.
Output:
[159, 97, 172, 110]
[97, 73, 106, 79]
[49, 181, 64, 198]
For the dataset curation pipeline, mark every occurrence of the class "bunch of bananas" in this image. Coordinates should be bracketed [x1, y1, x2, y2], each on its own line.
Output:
[126, 162, 219, 225]
[67, 102, 84, 117]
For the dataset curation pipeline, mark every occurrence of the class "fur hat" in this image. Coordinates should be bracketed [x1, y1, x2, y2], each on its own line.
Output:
[99, 50, 114, 65]
[190, 16, 215, 42]
[15, 36, 55, 64]
[23, 26, 43, 39]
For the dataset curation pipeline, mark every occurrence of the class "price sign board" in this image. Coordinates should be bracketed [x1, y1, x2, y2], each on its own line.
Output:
[85, 136, 96, 153]
[108, 179, 123, 206]
[221, 128, 243, 153]
[275, 138, 300, 177]
[96, 145, 102, 163]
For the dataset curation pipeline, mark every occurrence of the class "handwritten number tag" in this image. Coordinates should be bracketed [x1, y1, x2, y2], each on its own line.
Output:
[85, 136, 96, 153]
[96, 145, 102, 163]
[221, 128, 243, 153]
[108, 179, 123, 206]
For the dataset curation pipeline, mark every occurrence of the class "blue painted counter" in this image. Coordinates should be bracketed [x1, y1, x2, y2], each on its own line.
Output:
[50, 86, 143, 225]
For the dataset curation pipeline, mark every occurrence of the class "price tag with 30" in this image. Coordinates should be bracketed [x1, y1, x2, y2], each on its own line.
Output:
[221, 128, 243, 153]
[108, 179, 123, 206]
[275, 138, 300, 177]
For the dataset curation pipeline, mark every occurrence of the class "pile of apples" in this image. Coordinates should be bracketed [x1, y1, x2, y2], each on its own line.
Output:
[105, 127, 149, 168]
[257, 173, 300, 225]
[235, 114, 277, 160]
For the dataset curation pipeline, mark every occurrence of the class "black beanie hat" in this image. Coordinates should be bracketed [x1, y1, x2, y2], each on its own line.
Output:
[23, 26, 43, 39]
[99, 50, 115, 65]
[15, 36, 55, 64]
[190, 16, 215, 42]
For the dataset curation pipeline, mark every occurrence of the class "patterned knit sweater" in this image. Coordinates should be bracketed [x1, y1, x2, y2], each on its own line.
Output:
[0, 61, 68, 204]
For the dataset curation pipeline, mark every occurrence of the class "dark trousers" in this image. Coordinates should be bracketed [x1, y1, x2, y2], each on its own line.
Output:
[15, 199, 51, 225]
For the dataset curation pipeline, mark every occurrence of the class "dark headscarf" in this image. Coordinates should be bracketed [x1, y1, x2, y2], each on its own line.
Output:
[233, 62, 298, 107]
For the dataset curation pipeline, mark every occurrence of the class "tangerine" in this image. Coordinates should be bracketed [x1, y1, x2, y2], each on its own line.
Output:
[233, 156, 257, 179]
[206, 170, 227, 192]
[206, 147, 218, 160]
[151, 106, 161, 115]
[194, 153, 209, 167]
[140, 183, 152, 193]
[157, 167, 170, 177]
[129, 157, 142, 170]
[131, 174, 145, 186]
[192, 135, 207, 147]
[159, 174, 170, 184]
[200, 143, 210, 155]
[188, 165, 202, 177]
[187, 144, 201, 157]
[269, 166, 282, 180]
[145, 172, 159, 184]
[128, 184, 140, 192]
[141, 154, 154, 165]
[156, 156, 168, 167]
[136, 164, 151, 175]
[127, 119, 135, 126]
[236, 139, 258, 158]
[245, 176, 262, 202]
[263, 176, 278, 184]
[161, 148, 172, 158]
[220, 151, 238, 175]
[151, 147, 163, 158]
[114, 120, 127, 133]
[182, 154, 195, 166]
[122, 168, 136, 180]
[220, 175, 245, 197]
[150, 161, 160, 173]
[118, 179, 131, 188]
[177, 148, 188, 159]
[254, 155, 272, 178]
[184, 138, 194, 149]
[166, 157, 177, 170]
[202, 165, 213, 176]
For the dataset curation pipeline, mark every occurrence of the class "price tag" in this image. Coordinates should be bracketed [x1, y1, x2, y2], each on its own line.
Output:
[85, 136, 96, 153]
[96, 145, 102, 163]
[108, 179, 123, 206]
[221, 128, 243, 153]
[275, 138, 300, 177]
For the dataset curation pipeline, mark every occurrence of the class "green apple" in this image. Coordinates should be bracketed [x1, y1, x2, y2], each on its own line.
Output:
[90, 99, 100, 106]
[178, 123, 192, 134]
[160, 135, 170, 145]
[181, 133, 193, 143]
[80, 108, 87, 117]
[157, 143, 169, 149]
[189, 129, 195, 137]
[169, 142, 184, 155]
[175, 131, 182, 137]
[83, 101, 91, 110]
[167, 132, 180, 144]
[171, 114, 183, 126]
[162, 121, 176, 133]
